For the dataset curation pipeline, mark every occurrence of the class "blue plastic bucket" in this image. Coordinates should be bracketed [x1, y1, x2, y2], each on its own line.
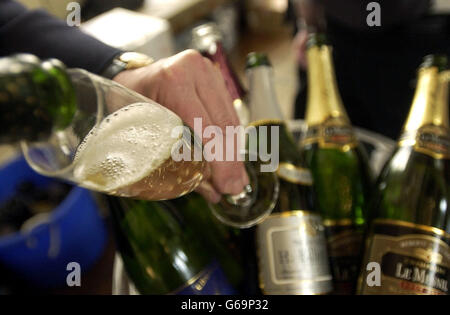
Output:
[0, 156, 107, 287]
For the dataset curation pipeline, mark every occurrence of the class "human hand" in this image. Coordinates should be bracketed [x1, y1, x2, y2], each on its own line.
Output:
[113, 49, 249, 203]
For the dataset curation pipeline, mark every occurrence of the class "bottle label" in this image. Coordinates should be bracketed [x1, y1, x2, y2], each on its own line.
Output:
[324, 220, 364, 295]
[303, 117, 357, 150]
[400, 125, 450, 159]
[359, 219, 450, 295]
[276, 162, 313, 186]
[256, 211, 333, 294]
[173, 261, 236, 295]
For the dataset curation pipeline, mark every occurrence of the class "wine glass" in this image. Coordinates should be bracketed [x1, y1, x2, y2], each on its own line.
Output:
[21, 69, 204, 197]
[207, 154, 279, 228]
[164, 123, 280, 228]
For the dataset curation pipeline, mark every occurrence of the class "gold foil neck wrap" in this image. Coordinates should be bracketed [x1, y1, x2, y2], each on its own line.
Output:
[403, 67, 449, 133]
[399, 68, 450, 159]
[436, 71, 450, 128]
[305, 45, 350, 126]
[301, 116, 358, 150]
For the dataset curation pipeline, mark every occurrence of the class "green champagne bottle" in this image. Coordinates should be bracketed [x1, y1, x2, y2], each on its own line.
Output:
[0, 54, 76, 143]
[246, 52, 333, 295]
[300, 33, 373, 294]
[107, 197, 237, 295]
[358, 55, 450, 295]
[172, 193, 245, 289]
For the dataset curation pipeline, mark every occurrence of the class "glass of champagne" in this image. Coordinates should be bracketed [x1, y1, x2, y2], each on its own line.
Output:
[15, 62, 277, 228]
[20, 68, 205, 200]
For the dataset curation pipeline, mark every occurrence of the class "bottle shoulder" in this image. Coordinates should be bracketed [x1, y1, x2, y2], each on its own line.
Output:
[373, 146, 450, 229]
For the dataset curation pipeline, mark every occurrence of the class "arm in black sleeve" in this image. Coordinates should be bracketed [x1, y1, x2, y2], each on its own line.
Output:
[0, 0, 122, 74]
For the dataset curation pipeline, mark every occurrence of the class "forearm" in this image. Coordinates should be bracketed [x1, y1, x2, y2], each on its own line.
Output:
[0, 0, 121, 74]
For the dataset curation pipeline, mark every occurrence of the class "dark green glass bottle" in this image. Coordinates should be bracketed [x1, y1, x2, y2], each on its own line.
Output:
[172, 192, 245, 290]
[300, 33, 373, 294]
[108, 197, 237, 295]
[358, 55, 450, 295]
[0, 54, 76, 143]
[246, 52, 333, 295]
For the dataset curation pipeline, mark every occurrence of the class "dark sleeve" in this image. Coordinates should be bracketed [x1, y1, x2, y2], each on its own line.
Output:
[0, 0, 122, 74]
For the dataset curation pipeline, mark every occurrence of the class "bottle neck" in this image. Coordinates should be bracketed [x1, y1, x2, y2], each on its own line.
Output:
[0, 55, 76, 143]
[403, 67, 449, 134]
[197, 40, 245, 101]
[246, 64, 307, 166]
[305, 43, 350, 126]
[246, 65, 285, 123]
[400, 66, 450, 159]
[246, 55, 313, 191]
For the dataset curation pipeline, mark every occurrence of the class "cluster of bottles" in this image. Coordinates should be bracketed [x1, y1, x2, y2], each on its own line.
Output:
[0, 23, 448, 295]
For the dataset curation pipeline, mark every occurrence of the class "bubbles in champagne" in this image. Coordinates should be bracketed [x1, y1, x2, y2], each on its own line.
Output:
[73, 102, 205, 199]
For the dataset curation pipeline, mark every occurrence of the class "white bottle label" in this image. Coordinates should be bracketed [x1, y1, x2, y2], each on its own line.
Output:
[257, 211, 333, 295]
